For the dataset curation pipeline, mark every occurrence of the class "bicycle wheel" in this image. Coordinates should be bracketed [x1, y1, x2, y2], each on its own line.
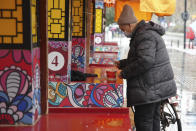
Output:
[160, 101, 182, 131]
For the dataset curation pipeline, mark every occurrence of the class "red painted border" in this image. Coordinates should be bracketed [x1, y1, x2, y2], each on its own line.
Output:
[49, 107, 129, 114]
[89, 64, 115, 67]
[94, 51, 118, 54]
[103, 42, 118, 46]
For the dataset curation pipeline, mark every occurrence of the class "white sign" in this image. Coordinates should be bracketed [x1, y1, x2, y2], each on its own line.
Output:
[95, 36, 102, 44]
[48, 51, 65, 71]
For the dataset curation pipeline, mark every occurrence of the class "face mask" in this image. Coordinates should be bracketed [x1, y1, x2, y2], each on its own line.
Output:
[124, 25, 133, 38]
[124, 31, 132, 38]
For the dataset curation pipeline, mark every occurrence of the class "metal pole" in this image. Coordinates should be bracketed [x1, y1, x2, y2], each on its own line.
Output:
[184, 0, 187, 49]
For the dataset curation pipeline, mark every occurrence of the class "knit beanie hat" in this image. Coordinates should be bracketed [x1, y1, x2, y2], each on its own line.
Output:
[117, 4, 138, 25]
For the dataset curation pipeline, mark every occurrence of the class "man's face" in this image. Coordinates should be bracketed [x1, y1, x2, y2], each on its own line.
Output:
[119, 24, 135, 35]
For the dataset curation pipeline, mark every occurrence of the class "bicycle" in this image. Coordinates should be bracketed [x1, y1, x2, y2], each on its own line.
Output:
[160, 98, 182, 131]
[131, 97, 182, 131]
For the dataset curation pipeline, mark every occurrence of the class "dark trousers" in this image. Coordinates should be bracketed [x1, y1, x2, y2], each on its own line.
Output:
[134, 102, 161, 131]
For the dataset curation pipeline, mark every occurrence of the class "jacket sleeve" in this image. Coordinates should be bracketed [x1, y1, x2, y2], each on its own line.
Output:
[121, 36, 156, 79]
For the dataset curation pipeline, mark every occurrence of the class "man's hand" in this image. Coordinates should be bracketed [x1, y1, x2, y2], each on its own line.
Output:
[114, 61, 120, 69]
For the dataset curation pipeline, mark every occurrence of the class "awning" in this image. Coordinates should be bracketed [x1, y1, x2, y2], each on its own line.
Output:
[115, 0, 152, 21]
[115, 0, 176, 21]
[140, 0, 176, 16]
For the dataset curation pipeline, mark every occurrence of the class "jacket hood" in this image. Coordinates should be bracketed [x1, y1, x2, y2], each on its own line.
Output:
[131, 20, 165, 38]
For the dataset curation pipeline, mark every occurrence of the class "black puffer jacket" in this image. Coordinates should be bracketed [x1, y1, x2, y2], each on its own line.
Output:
[119, 20, 177, 106]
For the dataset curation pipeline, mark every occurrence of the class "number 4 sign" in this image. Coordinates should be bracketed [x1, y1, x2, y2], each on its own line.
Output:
[48, 51, 65, 71]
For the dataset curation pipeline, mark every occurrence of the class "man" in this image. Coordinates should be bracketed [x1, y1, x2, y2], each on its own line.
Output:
[115, 4, 177, 131]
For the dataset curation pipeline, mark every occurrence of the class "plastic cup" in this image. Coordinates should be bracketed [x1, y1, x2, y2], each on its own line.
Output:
[106, 70, 117, 83]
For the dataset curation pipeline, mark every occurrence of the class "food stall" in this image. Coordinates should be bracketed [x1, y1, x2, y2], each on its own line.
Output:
[0, 0, 176, 129]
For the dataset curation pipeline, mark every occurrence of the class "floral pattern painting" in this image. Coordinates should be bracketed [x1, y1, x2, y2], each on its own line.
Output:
[48, 82, 123, 107]
[0, 50, 32, 66]
[0, 49, 40, 125]
[0, 65, 32, 124]
[71, 38, 86, 72]
[32, 48, 41, 122]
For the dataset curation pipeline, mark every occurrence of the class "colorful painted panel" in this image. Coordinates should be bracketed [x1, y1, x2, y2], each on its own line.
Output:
[0, 0, 40, 126]
[90, 52, 118, 65]
[0, 0, 31, 50]
[94, 44, 119, 52]
[95, 9, 103, 33]
[72, 0, 85, 37]
[71, 38, 85, 72]
[48, 82, 123, 107]
[95, 0, 104, 9]
[48, 41, 71, 82]
[0, 49, 33, 125]
[48, 0, 69, 41]
[32, 48, 41, 123]
[104, 0, 115, 7]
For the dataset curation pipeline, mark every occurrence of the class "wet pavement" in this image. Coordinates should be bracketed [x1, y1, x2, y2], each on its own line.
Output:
[168, 49, 196, 91]
[168, 49, 196, 130]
